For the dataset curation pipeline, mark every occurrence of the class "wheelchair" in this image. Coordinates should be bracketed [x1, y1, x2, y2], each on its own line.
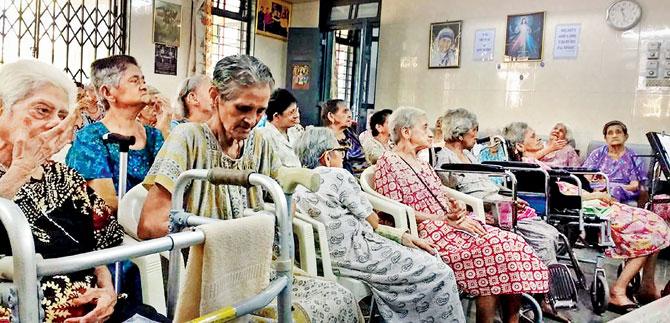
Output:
[0, 168, 313, 322]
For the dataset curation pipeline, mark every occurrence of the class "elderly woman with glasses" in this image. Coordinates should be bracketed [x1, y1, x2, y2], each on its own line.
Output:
[321, 99, 368, 176]
[503, 121, 670, 313]
[293, 127, 465, 323]
[137, 55, 362, 322]
[257, 88, 302, 168]
[0, 60, 169, 322]
[375, 107, 549, 323]
[66, 55, 164, 212]
[172, 75, 215, 129]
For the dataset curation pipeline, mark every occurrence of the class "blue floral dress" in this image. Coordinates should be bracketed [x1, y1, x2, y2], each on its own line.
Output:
[65, 122, 164, 193]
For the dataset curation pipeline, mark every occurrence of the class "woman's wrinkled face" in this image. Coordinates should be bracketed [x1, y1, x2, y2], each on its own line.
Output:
[322, 148, 345, 168]
[407, 116, 431, 151]
[550, 124, 566, 140]
[329, 104, 352, 128]
[461, 127, 479, 149]
[605, 125, 627, 146]
[189, 79, 214, 119]
[4, 84, 69, 142]
[213, 84, 271, 141]
[521, 128, 543, 153]
[109, 64, 149, 108]
[274, 102, 300, 129]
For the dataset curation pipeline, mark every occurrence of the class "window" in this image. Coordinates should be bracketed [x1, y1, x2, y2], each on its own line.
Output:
[332, 30, 355, 104]
[0, 0, 126, 82]
[210, 0, 250, 68]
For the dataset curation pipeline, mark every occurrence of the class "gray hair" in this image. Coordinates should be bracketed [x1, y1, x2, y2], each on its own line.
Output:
[90, 55, 139, 110]
[389, 107, 426, 144]
[212, 55, 274, 101]
[174, 75, 210, 117]
[0, 59, 76, 114]
[294, 127, 339, 169]
[554, 122, 574, 143]
[442, 108, 479, 142]
[502, 122, 529, 147]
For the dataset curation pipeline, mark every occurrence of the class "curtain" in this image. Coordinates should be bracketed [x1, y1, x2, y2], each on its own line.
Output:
[187, 0, 213, 76]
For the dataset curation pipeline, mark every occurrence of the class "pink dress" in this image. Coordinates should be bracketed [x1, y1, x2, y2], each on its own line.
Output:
[375, 151, 549, 296]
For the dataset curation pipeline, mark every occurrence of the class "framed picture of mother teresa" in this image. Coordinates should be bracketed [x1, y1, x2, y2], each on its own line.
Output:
[429, 21, 462, 68]
[504, 12, 545, 62]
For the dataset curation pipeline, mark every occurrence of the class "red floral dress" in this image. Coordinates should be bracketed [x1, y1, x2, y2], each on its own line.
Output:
[374, 152, 549, 296]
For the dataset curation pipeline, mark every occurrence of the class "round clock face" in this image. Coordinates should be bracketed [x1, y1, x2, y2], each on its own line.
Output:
[606, 0, 642, 30]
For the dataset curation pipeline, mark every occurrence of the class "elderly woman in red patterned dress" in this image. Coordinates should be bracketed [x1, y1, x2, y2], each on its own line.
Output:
[374, 107, 549, 323]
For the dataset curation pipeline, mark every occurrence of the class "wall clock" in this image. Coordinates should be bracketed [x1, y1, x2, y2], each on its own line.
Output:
[606, 0, 642, 31]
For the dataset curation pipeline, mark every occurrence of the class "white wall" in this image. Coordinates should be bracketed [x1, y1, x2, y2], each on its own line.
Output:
[127, 0, 191, 100]
[376, 0, 670, 152]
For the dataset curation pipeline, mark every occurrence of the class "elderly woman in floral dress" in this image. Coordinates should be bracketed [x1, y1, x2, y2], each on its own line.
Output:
[375, 107, 549, 323]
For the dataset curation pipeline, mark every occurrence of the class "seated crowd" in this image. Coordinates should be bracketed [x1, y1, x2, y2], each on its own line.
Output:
[0, 53, 669, 323]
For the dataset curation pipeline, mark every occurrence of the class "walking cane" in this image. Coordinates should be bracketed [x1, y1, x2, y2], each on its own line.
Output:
[102, 132, 136, 294]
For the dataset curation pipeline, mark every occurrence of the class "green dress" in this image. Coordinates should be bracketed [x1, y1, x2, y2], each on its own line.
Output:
[144, 123, 362, 322]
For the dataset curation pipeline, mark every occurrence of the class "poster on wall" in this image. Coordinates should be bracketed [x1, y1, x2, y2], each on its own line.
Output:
[428, 21, 462, 68]
[291, 63, 310, 90]
[553, 24, 581, 59]
[153, 0, 181, 47]
[154, 43, 177, 75]
[256, 0, 291, 41]
[473, 29, 495, 61]
[504, 12, 545, 62]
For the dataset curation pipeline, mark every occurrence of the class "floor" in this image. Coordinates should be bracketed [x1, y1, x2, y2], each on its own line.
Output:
[460, 248, 670, 323]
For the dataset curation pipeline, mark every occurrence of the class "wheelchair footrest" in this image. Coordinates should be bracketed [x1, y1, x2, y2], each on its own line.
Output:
[548, 263, 578, 309]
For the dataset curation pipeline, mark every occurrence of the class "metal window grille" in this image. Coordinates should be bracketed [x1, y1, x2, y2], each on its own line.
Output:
[210, 0, 250, 68]
[333, 30, 354, 104]
[0, 0, 126, 82]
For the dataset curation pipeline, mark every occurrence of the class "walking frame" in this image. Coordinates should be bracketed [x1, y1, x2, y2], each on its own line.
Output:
[0, 167, 317, 322]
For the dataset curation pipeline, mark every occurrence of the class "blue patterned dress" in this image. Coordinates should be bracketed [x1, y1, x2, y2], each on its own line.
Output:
[65, 122, 164, 193]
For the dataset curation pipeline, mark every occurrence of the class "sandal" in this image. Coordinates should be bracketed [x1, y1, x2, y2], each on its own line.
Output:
[607, 302, 639, 315]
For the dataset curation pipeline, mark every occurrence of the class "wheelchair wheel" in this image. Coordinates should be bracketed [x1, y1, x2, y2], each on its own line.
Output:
[617, 262, 641, 299]
[591, 271, 609, 315]
[519, 293, 542, 323]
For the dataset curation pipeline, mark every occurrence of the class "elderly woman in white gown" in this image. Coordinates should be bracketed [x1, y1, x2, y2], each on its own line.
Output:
[293, 127, 465, 323]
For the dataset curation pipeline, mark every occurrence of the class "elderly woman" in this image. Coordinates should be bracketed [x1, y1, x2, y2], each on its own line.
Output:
[503, 121, 670, 313]
[321, 99, 368, 175]
[137, 85, 172, 138]
[540, 123, 581, 167]
[437, 109, 561, 266]
[172, 75, 214, 129]
[375, 107, 549, 323]
[0, 60, 168, 322]
[583, 121, 646, 205]
[257, 88, 302, 167]
[361, 109, 392, 165]
[137, 55, 361, 322]
[66, 55, 164, 211]
[294, 127, 465, 323]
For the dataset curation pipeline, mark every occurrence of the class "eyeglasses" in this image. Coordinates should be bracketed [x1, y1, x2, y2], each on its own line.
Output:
[320, 147, 348, 160]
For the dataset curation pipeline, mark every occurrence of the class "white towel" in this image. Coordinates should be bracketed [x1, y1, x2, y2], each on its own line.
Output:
[174, 215, 274, 322]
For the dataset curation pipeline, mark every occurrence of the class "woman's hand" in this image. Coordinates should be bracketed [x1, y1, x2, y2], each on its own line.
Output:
[449, 216, 487, 237]
[401, 233, 438, 254]
[548, 138, 567, 152]
[64, 287, 116, 323]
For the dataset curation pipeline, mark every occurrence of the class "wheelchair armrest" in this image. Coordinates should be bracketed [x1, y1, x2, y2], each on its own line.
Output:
[439, 163, 506, 173]
[555, 166, 601, 173]
[482, 161, 541, 169]
[293, 213, 337, 281]
[548, 169, 572, 177]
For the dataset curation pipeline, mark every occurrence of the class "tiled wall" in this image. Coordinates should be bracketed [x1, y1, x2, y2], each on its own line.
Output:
[376, 0, 670, 153]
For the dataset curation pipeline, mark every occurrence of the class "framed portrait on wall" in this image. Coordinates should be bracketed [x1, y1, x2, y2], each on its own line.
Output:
[256, 0, 291, 41]
[504, 12, 545, 62]
[428, 21, 462, 68]
[291, 63, 310, 90]
[153, 0, 181, 47]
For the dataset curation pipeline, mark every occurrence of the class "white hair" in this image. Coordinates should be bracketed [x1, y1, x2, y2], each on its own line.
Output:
[174, 75, 210, 117]
[442, 108, 479, 142]
[389, 107, 427, 144]
[212, 55, 275, 101]
[0, 59, 76, 113]
[502, 122, 529, 147]
[294, 127, 339, 169]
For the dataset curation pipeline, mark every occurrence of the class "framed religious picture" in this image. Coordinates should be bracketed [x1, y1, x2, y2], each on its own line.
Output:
[154, 43, 178, 75]
[291, 63, 310, 90]
[153, 0, 182, 47]
[256, 0, 291, 41]
[428, 21, 462, 68]
[504, 12, 545, 62]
